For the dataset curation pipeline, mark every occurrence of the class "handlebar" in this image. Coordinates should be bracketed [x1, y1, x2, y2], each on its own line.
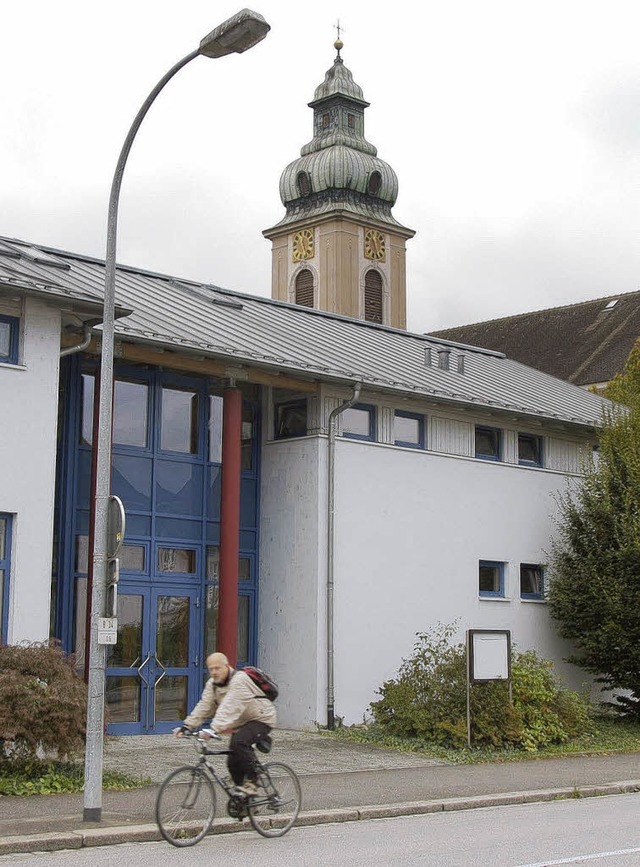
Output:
[198, 728, 221, 741]
[173, 727, 222, 741]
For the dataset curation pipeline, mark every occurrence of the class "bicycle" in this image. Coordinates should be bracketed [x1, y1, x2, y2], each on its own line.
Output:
[155, 730, 302, 847]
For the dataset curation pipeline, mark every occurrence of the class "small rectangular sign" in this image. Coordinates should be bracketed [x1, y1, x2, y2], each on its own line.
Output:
[468, 629, 511, 682]
[97, 630, 117, 645]
[98, 617, 117, 631]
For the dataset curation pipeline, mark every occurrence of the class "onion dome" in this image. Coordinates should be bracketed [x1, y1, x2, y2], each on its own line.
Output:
[274, 40, 402, 227]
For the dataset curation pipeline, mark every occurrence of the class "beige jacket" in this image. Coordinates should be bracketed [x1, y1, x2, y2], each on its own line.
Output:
[184, 669, 276, 733]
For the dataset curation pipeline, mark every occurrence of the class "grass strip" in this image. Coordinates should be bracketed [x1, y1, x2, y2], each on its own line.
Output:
[321, 715, 640, 766]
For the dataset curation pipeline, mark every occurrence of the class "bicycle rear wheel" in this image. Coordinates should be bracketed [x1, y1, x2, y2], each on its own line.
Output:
[155, 764, 216, 847]
[247, 761, 301, 838]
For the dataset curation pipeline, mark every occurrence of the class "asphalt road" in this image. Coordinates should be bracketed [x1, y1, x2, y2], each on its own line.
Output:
[4, 791, 640, 867]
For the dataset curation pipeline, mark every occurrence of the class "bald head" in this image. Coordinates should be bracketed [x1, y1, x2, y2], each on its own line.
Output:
[207, 652, 231, 683]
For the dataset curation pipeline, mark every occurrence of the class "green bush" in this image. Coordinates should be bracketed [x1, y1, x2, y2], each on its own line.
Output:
[370, 624, 591, 751]
[0, 642, 87, 766]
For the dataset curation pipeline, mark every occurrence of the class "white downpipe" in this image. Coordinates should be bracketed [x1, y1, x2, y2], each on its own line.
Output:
[326, 381, 361, 730]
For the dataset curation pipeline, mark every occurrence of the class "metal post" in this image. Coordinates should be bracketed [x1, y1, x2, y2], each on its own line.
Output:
[83, 11, 269, 821]
[466, 631, 472, 749]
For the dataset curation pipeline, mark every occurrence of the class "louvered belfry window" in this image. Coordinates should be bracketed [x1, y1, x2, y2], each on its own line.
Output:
[364, 270, 383, 323]
[295, 269, 314, 307]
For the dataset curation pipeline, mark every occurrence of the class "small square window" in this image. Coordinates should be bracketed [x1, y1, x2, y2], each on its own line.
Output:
[475, 425, 501, 461]
[275, 399, 307, 439]
[157, 547, 196, 575]
[120, 544, 146, 572]
[394, 411, 424, 448]
[520, 564, 545, 600]
[518, 433, 543, 467]
[342, 404, 375, 441]
[479, 560, 505, 598]
[0, 315, 19, 364]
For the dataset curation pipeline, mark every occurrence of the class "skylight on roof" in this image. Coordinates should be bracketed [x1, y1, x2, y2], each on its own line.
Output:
[603, 298, 619, 310]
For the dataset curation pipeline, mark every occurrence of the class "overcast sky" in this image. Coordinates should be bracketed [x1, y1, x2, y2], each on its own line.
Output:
[2, 0, 639, 332]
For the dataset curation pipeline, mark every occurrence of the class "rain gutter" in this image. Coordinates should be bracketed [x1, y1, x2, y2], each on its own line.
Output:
[60, 320, 101, 358]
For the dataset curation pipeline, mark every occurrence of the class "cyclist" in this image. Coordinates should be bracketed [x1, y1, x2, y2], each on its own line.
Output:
[175, 651, 276, 796]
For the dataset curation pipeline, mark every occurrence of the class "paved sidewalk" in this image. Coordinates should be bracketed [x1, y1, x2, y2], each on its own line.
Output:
[1, 730, 640, 856]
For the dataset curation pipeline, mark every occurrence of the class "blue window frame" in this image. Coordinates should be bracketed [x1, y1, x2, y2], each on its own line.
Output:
[56, 358, 263, 733]
[518, 433, 543, 467]
[342, 403, 376, 441]
[479, 560, 505, 598]
[0, 315, 19, 364]
[475, 425, 502, 461]
[394, 410, 425, 448]
[520, 563, 545, 600]
[0, 514, 13, 643]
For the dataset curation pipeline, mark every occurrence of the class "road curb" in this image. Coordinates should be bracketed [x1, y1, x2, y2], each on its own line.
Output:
[1, 781, 639, 856]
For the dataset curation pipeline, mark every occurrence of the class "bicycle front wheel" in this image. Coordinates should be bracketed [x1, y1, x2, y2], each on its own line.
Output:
[155, 765, 216, 847]
[248, 761, 301, 838]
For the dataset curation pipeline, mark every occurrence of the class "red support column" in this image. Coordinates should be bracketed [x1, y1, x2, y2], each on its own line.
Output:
[218, 386, 242, 666]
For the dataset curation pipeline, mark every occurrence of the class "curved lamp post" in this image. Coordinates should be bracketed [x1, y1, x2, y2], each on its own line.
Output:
[84, 9, 270, 822]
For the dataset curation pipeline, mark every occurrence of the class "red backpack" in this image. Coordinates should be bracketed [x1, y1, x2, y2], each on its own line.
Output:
[241, 666, 278, 701]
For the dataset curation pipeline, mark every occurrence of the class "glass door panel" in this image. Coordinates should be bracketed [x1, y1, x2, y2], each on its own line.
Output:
[105, 593, 145, 731]
[108, 595, 143, 666]
[155, 676, 189, 722]
[105, 676, 141, 724]
[150, 588, 199, 733]
[105, 587, 199, 734]
[156, 595, 190, 666]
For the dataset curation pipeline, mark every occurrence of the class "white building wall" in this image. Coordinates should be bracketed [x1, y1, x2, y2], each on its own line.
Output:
[331, 439, 585, 725]
[0, 297, 61, 642]
[258, 418, 590, 729]
[258, 436, 325, 728]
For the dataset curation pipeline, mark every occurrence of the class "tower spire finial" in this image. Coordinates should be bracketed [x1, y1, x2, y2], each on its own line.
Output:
[333, 19, 344, 57]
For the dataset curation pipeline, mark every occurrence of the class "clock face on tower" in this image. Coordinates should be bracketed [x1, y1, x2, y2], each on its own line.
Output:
[364, 229, 386, 261]
[292, 228, 315, 262]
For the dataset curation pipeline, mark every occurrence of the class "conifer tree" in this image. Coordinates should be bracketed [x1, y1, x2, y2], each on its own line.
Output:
[548, 340, 640, 717]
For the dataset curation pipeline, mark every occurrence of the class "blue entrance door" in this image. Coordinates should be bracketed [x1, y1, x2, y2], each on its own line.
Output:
[105, 585, 200, 734]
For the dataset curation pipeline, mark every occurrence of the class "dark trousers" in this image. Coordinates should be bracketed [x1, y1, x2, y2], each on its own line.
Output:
[228, 720, 271, 785]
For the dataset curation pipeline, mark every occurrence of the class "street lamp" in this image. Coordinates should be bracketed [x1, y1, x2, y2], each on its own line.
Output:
[84, 8, 270, 823]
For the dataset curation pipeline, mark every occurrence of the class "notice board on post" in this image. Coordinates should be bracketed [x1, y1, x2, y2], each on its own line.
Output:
[466, 629, 512, 746]
[468, 629, 511, 682]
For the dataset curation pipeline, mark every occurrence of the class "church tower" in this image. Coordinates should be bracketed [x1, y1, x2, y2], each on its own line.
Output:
[263, 38, 415, 329]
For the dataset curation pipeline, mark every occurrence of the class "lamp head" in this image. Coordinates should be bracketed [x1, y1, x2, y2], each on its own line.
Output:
[199, 8, 270, 58]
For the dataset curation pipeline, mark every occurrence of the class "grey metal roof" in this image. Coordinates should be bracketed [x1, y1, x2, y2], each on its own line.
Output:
[0, 236, 609, 430]
[0, 237, 130, 317]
